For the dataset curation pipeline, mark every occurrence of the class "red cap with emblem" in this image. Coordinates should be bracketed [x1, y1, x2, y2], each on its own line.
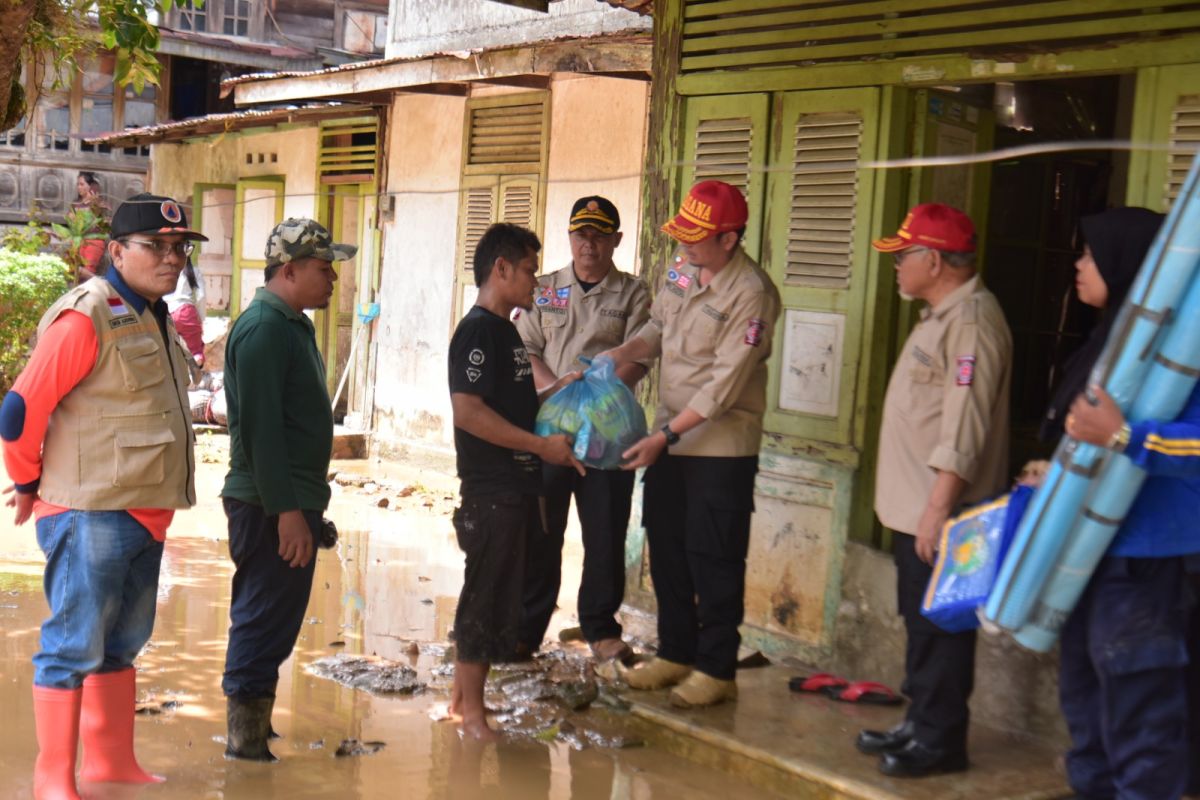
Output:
[872, 202, 975, 254]
[661, 180, 748, 244]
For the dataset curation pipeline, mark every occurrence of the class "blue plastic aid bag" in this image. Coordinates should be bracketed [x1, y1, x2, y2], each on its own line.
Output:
[534, 355, 648, 469]
[920, 485, 1034, 633]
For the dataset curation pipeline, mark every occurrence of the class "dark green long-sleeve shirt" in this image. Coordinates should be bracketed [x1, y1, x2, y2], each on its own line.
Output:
[221, 287, 333, 515]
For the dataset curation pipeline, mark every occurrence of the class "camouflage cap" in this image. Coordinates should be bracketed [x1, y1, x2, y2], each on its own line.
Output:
[264, 218, 357, 268]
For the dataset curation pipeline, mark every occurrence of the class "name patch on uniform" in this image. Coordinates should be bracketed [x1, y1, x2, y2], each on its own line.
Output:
[542, 304, 567, 315]
[665, 282, 686, 297]
[702, 304, 728, 322]
[911, 346, 934, 367]
[600, 309, 628, 320]
[744, 318, 766, 347]
[956, 355, 976, 386]
[106, 297, 138, 329]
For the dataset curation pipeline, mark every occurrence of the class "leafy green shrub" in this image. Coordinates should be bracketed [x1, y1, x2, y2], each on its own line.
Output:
[0, 248, 70, 392]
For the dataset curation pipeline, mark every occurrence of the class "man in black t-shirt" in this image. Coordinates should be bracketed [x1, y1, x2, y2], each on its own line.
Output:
[447, 222, 583, 742]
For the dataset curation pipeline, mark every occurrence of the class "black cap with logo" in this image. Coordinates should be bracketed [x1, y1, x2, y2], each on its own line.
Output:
[110, 193, 208, 241]
[568, 196, 620, 234]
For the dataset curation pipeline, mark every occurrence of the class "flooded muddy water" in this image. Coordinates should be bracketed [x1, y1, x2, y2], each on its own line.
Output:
[0, 453, 781, 799]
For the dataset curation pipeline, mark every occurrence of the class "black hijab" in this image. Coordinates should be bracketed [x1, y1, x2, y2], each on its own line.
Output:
[1040, 207, 1165, 442]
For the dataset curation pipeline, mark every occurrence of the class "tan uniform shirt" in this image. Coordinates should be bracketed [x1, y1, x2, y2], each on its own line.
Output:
[636, 247, 782, 457]
[875, 276, 1012, 535]
[514, 261, 651, 377]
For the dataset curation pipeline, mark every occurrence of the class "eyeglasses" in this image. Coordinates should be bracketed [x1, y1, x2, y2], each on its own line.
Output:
[893, 247, 929, 266]
[122, 238, 195, 258]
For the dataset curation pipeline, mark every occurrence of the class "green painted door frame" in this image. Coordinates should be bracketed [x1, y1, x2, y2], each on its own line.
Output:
[230, 177, 285, 319]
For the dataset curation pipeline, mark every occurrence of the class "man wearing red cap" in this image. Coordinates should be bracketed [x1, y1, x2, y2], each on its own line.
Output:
[604, 180, 781, 708]
[1, 193, 202, 797]
[855, 203, 1012, 777]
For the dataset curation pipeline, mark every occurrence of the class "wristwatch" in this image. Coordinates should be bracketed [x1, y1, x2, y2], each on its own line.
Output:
[1106, 422, 1132, 452]
[660, 423, 681, 446]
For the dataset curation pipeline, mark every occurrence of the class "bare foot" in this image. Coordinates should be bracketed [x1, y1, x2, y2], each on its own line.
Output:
[461, 716, 500, 743]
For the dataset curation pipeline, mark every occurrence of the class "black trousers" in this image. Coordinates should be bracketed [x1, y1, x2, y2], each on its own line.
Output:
[1059, 556, 1192, 800]
[453, 492, 537, 663]
[642, 453, 758, 681]
[1187, 565, 1200, 796]
[222, 498, 321, 699]
[894, 532, 976, 754]
[518, 465, 635, 648]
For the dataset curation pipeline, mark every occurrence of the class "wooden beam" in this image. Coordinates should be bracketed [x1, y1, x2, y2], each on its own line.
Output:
[394, 83, 471, 97]
[231, 38, 652, 106]
[475, 75, 552, 91]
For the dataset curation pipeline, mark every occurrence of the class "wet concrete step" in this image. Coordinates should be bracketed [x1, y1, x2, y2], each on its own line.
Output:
[621, 663, 1071, 800]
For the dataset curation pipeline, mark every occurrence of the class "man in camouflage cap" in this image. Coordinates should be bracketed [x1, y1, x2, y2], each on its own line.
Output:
[219, 218, 355, 760]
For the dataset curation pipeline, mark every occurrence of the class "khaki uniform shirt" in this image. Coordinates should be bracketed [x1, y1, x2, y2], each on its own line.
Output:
[514, 262, 651, 377]
[875, 276, 1012, 535]
[636, 247, 782, 457]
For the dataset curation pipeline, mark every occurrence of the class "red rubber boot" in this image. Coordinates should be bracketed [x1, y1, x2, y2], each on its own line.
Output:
[78, 668, 164, 784]
[32, 685, 82, 800]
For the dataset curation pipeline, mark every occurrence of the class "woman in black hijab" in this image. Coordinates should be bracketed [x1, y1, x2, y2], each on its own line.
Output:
[1045, 206, 1200, 800]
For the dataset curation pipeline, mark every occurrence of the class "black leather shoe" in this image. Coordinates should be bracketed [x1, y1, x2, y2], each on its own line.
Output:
[878, 739, 967, 778]
[855, 720, 915, 755]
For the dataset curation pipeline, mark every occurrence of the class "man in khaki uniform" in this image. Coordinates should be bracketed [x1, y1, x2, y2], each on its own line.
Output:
[855, 203, 1012, 778]
[513, 196, 650, 662]
[605, 180, 781, 708]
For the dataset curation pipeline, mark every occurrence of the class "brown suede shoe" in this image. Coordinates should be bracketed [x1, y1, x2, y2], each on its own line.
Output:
[620, 657, 692, 690]
[669, 671, 737, 708]
[589, 638, 634, 664]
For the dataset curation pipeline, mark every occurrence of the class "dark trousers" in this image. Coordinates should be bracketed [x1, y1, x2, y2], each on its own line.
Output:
[1187, 565, 1200, 796]
[453, 492, 537, 663]
[894, 533, 976, 754]
[1059, 556, 1192, 800]
[519, 465, 635, 648]
[221, 498, 320, 699]
[642, 453, 757, 681]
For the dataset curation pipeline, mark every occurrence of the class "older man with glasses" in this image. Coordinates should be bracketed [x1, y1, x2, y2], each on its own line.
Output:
[854, 203, 1012, 778]
[1, 193, 203, 798]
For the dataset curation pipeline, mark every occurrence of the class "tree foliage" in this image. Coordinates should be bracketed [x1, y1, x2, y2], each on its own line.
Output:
[0, 248, 71, 392]
[2, 0, 199, 131]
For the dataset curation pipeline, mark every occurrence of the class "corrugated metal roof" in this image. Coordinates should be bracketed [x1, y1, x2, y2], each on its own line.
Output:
[220, 30, 650, 93]
[82, 102, 376, 147]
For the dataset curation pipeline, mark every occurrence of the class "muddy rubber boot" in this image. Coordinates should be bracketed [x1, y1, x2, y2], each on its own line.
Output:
[32, 685, 83, 800]
[669, 671, 737, 709]
[225, 695, 278, 762]
[79, 668, 164, 784]
[620, 657, 692, 690]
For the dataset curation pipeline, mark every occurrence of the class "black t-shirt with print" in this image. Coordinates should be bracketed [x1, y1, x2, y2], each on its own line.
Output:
[448, 305, 541, 496]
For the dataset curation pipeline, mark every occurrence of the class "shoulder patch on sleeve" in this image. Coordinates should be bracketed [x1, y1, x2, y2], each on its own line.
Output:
[956, 355, 976, 386]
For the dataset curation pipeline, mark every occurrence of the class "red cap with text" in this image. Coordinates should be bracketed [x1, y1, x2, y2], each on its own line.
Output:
[661, 180, 748, 243]
[872, 202, 975, 253]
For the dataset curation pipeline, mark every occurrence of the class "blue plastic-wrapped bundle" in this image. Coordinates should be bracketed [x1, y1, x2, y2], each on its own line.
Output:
[535, 355, 648, 470]
[921, 486, 1033, 633]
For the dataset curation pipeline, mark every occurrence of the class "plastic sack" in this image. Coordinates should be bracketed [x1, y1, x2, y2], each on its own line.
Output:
[921, 485, 1034, 633]
[534, 355, 648, 469]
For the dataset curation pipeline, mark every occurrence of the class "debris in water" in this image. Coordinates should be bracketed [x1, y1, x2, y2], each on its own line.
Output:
[310, 739, 325, 750]
[307, 654, 426, 695]
[329, 640, 346, 648]
[334, 738, 386, 757]
[376, 497, 389, 508]
[417, 576, 431, 582]
[306, 617, 322, 625]
[420, 598, 433, 605]
[736, 651, 771, 669]
[427, 702, 453, 721]
[554, 679, 599, 711]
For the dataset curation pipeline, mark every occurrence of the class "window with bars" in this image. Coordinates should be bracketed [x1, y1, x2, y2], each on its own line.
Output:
[178, 0, 207, 32]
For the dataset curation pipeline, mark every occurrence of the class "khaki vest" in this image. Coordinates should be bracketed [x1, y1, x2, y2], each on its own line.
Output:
[36, 278, 196, 510]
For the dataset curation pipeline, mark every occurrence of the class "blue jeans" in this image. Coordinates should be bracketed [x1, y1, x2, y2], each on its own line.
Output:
[33, 510, 163, 689]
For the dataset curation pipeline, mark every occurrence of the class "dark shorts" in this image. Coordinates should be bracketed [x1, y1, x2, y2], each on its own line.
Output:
[452, 492, 540, 663]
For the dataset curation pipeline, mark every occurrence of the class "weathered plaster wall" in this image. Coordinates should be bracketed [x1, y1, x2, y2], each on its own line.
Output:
[371, 93, 467, 451]
[386, 0, 649, 59]
[542, 74, 648, 275]
[151, 138, 240, 210]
